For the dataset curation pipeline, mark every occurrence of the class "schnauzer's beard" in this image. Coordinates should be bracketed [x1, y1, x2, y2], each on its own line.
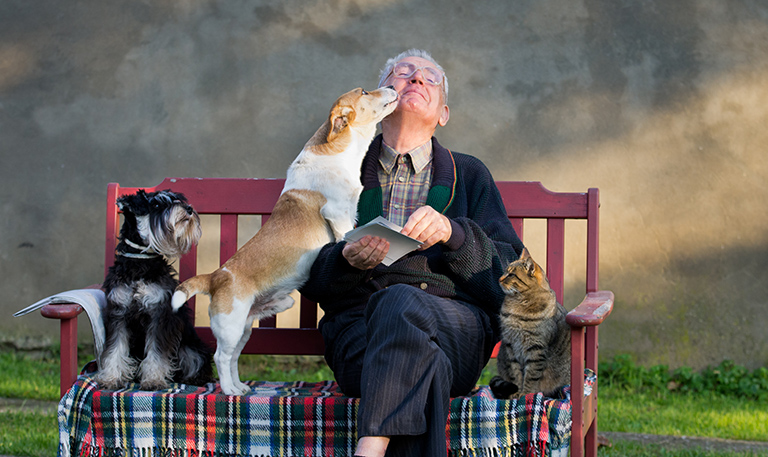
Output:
[137, 206, 202, 258]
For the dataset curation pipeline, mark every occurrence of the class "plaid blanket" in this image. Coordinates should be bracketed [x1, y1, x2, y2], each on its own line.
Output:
[58, 371, 595, 457]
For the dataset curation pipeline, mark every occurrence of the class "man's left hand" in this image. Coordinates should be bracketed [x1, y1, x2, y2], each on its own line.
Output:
[401, 206, 452, 250]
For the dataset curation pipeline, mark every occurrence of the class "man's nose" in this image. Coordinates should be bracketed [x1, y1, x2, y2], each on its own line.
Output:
[408, 70, 426, 85]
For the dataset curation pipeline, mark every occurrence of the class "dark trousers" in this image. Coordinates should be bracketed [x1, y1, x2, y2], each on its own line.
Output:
[319, 284, 496, 457]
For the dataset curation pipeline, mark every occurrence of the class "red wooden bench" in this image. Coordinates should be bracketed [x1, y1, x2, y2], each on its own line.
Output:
[41, 177, 613, 457]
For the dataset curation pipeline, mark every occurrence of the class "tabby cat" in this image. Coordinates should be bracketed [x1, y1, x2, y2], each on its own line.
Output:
[490, 248, 570, 399]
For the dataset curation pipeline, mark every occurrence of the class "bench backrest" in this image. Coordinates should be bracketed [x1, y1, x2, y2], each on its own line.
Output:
[106, 178, 600, 356]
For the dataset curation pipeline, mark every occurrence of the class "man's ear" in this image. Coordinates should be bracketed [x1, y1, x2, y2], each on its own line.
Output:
[327, 106, 355, 142]
[437, 104, 450, 127]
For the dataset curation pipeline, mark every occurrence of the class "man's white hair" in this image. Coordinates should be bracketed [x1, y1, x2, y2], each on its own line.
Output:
[377, 48, 449, 103]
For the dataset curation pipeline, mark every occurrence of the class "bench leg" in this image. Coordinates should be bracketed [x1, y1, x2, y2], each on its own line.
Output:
[60, 317, 79, 397]
[585, 326, 599, 457]
[585, 418, 598, 457]
[570, 326, 585, 457]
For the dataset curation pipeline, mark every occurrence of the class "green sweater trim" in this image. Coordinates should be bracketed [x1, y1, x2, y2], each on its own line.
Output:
[425, 185, 453, 214]
[357, 184, 453, 227]
[357, 187, 383, 226]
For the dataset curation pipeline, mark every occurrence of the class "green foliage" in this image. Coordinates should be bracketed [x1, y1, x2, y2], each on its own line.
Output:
[599, 355, 768, 400]
[479, 358, 499, 385]
[236, 354, 335, 382]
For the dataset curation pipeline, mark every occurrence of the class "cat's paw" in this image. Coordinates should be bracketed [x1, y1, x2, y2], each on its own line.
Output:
[489, 376, 519, 399]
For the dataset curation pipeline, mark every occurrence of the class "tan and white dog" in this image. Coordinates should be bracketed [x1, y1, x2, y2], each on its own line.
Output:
[171, 86, 398, 395]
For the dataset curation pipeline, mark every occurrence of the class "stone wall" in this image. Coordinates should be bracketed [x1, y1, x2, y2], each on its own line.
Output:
[2, 0, 766, 369]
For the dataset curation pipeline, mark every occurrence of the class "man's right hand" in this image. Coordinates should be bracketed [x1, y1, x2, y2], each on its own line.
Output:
[342, 235, 390, 270]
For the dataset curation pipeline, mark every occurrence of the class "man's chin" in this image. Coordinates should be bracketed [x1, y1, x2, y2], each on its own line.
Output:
[398, 97, 431, 114]
[400, 91, 428, 103]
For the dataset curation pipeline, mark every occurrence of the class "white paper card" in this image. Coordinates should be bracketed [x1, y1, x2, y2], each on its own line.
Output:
[344, 216, 422, 266]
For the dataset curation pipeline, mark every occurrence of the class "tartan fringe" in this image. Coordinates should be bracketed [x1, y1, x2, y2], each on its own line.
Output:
[68, 445, 563, 457]
[69, 443, 277, 457]
[447, 446, 535, 457]
[448, 441, 559, 457]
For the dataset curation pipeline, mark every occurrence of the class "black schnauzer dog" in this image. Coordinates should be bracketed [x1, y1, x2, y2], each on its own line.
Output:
[95, 189, 213, 390]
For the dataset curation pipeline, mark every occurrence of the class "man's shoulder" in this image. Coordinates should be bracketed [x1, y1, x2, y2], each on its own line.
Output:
[432, 139, 490, 172]
[450, 151, 494, 182]
[451, 150, 486, 167]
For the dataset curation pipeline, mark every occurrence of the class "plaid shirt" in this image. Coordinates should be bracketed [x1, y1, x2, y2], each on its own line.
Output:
[378, 140, 433, 227]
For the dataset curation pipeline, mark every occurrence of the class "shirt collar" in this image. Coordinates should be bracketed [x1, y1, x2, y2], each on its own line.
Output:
[379, 140, 433, 175]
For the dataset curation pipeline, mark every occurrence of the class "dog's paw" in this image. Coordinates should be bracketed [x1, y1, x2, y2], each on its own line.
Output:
[489, 375, 519, 399]
[219, 383, 247, 396]
[94, 378, 124, 391]
[94, 370, 131, 391]
[140, 378, 170, 391]
[234, 381, 251, 395]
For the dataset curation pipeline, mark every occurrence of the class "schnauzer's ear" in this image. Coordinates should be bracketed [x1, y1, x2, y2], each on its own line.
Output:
[162, 190, 188, 204]
[117, 190, 150, 215]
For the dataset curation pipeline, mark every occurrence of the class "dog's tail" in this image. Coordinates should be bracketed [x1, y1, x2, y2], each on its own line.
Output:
[171, 274, 212, 312]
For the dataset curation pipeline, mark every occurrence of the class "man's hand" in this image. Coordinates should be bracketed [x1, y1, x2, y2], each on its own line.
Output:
[343, 207, 451, 269]
[343, 235, 390, 270]
[401, 206, 452, 250]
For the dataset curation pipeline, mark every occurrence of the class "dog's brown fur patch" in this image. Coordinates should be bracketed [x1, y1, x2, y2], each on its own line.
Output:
[177, 190, 328, 316]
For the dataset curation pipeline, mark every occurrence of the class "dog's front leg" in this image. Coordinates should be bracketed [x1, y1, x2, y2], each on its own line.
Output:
[138, 308, 180, 390]
[229, 322, 254, 394]
[96, 314, 137, 390]
[321, 204, 354, 241]
[211, 302, 252, 396]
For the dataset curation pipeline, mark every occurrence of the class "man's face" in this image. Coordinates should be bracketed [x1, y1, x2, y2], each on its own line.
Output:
[383, 56, 449, 128]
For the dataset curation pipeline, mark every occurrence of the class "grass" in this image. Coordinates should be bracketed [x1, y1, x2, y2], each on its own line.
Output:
[600, 389, 768, 441]
[598, 441, 765, 457]
[1, 350, 766, 457]
[1, 410, 59, 457]
[0, 350, 63, 401]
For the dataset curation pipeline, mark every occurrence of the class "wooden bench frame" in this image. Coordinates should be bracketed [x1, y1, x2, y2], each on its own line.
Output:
[41, 177, 613, 457]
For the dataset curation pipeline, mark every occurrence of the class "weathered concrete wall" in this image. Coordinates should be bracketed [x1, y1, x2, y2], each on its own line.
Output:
[2, 0, 766, 369]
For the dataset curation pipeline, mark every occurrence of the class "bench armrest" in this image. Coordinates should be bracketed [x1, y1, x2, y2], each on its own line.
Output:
[39, 283, 102, 396]
[39, 283, 103, 318]
[565, 290, 614, 327]
[40, 303, 86, 319]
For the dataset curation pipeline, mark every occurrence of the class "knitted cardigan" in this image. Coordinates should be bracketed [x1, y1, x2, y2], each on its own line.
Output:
[300, 135, 524, 332]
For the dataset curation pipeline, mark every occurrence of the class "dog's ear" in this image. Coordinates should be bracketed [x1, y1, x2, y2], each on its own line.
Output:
[117, 190, 150, 215]
[162, 190, 188, 204]
[327, 106, 355, 142]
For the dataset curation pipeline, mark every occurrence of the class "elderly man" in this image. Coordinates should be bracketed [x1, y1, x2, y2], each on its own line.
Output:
[300, 49, 524, 457]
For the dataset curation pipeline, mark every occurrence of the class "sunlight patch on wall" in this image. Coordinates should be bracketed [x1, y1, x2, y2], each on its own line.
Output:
[0, 43, 35, 93]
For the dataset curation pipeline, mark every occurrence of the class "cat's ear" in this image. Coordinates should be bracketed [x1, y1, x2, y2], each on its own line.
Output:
[526, 258, 536, 277]
[520, 248, 536, 276]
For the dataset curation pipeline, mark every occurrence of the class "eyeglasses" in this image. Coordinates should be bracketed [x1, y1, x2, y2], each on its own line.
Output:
[388, 61, 444, 86]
